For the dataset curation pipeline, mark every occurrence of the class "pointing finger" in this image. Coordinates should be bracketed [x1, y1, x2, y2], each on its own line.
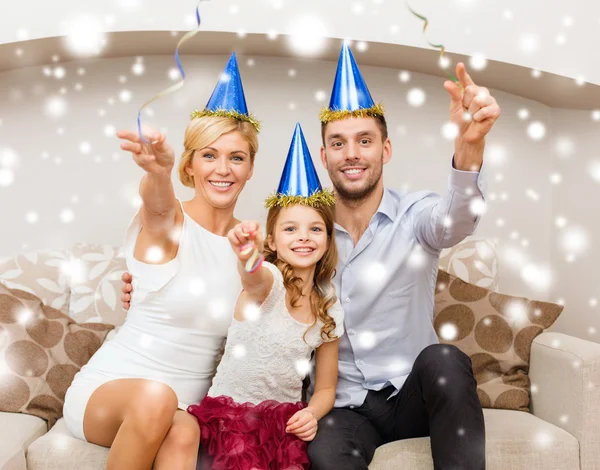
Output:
[456, 62, 475, 88]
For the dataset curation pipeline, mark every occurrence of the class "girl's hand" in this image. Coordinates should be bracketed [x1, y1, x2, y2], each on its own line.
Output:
[227, 220, 263, 262]
[117, 129, 175, 176]
[286, 408, 318, 442]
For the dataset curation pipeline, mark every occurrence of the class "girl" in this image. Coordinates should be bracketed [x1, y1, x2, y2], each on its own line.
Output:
[187, 123, 344, 470]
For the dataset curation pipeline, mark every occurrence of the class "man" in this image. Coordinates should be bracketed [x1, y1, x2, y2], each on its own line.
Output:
[304, 44, 499, 469]
[122, 44, 500, 469]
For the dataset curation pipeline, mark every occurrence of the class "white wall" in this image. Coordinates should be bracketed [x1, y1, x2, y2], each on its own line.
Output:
[1, 52, 597, 342]
[2, 0, 598, 84]
[548, 109, 600, 341]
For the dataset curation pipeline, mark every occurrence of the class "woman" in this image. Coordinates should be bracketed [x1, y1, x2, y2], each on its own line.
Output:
[63, 53, 259, 470]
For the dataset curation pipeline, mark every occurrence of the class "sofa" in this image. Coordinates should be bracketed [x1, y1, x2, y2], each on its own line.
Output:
[1, 240, 599, 470]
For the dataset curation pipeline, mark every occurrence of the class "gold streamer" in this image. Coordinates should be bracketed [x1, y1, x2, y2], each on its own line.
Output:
[318, 103, 385, 124]
[264, 189, 336, 209]
[190, 108, 261, 132]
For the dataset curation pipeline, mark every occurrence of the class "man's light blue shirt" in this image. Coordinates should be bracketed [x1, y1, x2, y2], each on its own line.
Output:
[310, 164, 486, 408]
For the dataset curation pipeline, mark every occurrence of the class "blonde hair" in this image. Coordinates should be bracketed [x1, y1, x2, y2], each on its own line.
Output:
[178, 116, 259, 188]
[263, 204, 339, 342]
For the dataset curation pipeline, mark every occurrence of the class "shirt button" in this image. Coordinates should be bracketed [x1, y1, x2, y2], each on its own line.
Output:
[349, 405, 355, 409]
[345, 297, 350, 303]
[348, 329, 356, 336]
[356, 359, 364, 366]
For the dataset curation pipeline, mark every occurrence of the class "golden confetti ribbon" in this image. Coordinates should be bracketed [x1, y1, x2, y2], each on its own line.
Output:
[137, 0, 209, 143]
[264, 189, 336, 209]
[407, 4, 463, 90]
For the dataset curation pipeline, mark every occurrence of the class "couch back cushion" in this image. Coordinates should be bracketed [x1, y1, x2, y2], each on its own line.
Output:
[434, 270, 562, 412]
[439, 238, 499, 291]
[0, 284, 113, 428]
[68, 243, 127, 327]
[0, 250, 70, 314]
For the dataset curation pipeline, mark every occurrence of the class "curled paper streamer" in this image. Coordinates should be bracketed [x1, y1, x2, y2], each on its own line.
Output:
[407, 4, 463, 90]
[240, 240, 264, 273]
[245, 248, 263, 273]
[137, 0, 208, 143]
[240, 243, 255, 256]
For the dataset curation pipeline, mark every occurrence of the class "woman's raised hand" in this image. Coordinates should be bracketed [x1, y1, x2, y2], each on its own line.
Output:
[117, 129, 175, 176]
[227, 221, 264, 263]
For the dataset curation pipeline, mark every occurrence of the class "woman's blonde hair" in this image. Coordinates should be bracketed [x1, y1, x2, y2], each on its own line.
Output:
[178, 116, 259, 188]
[263, 203, 339, 342]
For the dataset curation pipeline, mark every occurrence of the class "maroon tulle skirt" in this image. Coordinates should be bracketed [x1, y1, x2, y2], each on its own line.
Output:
[187, 395, 310, 470]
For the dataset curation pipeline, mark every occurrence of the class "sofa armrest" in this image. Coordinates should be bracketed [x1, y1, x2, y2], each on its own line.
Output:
[529, 331, 600, 469]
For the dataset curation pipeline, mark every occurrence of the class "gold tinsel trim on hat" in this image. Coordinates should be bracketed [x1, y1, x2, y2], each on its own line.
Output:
[190, 108, 261, 132]
[264, 189, 336, 209]
[318, 103, 385, 124]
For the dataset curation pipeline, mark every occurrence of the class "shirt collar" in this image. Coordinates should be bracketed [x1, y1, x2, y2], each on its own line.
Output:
[334, 188, 397, 233]
[376, 188, 396, 222]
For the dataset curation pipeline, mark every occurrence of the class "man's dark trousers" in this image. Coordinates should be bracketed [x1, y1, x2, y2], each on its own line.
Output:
[307, 344, 486, 470]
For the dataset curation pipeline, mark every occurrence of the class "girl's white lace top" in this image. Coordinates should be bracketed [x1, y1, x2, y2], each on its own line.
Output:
[208, 261, 345, 405]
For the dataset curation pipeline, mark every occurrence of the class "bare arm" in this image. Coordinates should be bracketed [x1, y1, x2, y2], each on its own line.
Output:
[286, 339, 339, 442]
[117, 129, 178, 237]
[139, 172, 177, 236]
[118, 129, 180, 264]
[305, 339, 339, 421]
[236, 259, 272, 305]
[228, 221, 273, 306]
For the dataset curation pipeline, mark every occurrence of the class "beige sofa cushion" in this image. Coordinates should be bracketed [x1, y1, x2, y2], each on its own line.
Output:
[369, 408, 579, 470]
[27, 418, 108, 470]
[67, 243, 127, 327]
[0, 412, 47, 470]
[434, 270, 563, 412]
[0, 286, 114, 428]
[529, 332, 600, 470]
[439, 238, 499, 291]
[0, 250, 70, 315]
[28, 411, 581, 470]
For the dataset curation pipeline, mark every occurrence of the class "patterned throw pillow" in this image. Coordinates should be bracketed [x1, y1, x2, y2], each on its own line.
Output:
[68, 243, 128, 327]
[0, 284, 114, 428]
[0, 250, 70, 314]
[434, 270, 563, 412]
[439, 239, 498, 291]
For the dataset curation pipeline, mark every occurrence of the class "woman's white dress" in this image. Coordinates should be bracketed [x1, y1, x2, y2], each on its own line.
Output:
[63, 202, 241, 441]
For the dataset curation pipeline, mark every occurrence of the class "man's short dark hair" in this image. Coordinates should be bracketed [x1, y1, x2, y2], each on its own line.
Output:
[321, 114, 388, 145]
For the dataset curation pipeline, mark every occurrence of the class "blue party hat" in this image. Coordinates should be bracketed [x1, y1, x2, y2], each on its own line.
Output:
[319, 42, 384, 123]
[191, 52, 260, 131]
[265, 123, 334, 208]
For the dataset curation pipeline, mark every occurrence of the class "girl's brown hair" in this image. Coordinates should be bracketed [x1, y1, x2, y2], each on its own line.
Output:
[178, 115, 259, 188]
[263, 203, 339, 342]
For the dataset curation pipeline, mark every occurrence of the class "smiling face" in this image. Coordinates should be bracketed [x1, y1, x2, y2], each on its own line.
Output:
[179, 116, 258, 211]
[267, 204, 329, 271]
[186, 131, 254, 210]
[320, 116, 391, 203]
